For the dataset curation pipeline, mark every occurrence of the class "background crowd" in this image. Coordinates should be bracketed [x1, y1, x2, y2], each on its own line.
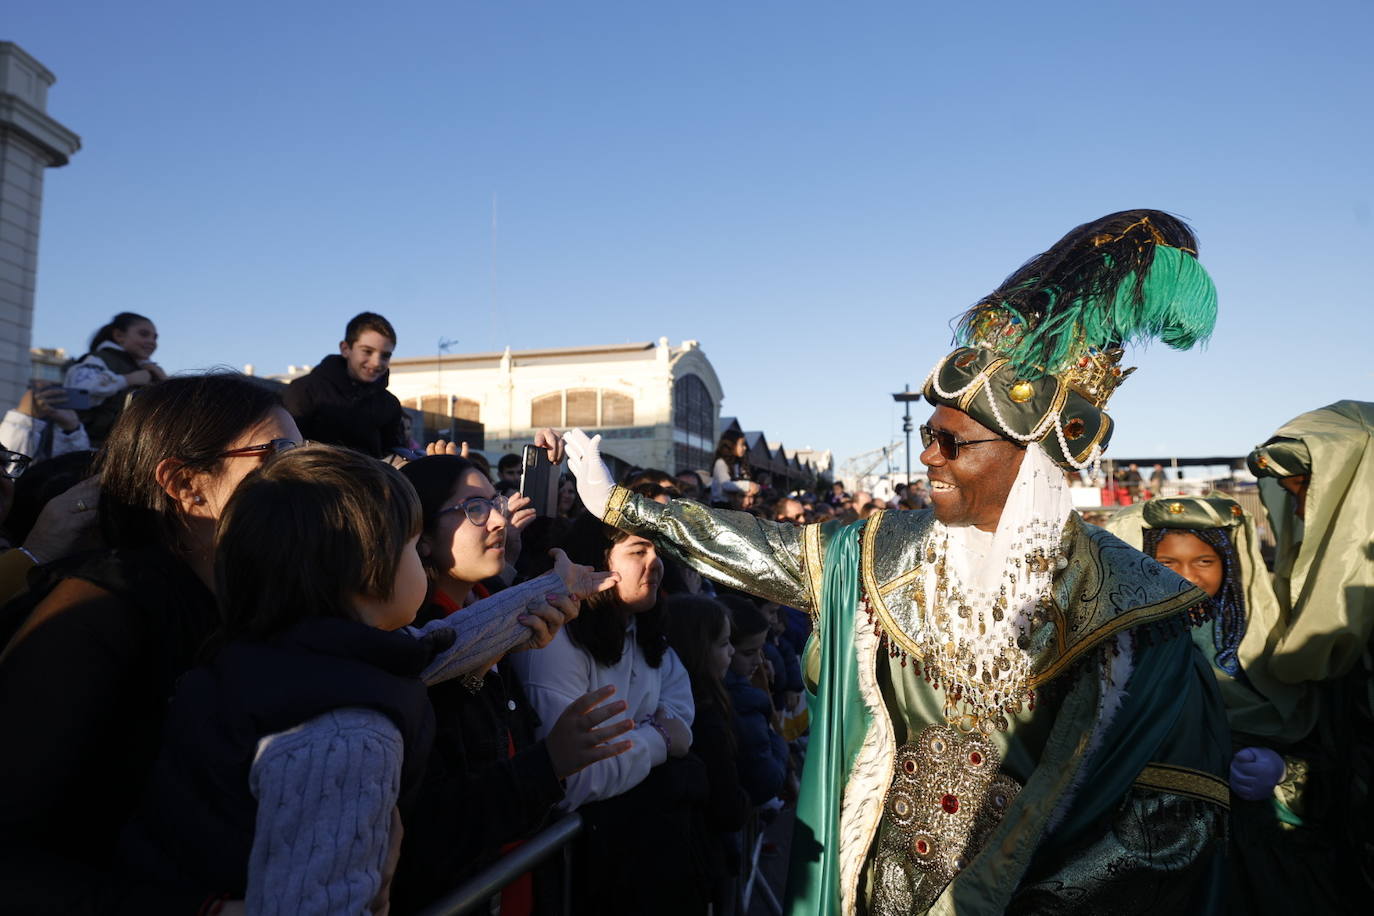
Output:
[0, 311, 822, 916]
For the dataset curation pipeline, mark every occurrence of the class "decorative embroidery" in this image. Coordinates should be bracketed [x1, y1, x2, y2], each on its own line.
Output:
[871, 724, 1022, 913]
[1132, 763, 1230, 809]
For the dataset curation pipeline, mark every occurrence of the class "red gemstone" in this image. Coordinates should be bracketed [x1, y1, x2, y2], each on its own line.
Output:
[915, 839, 930, 855]
[941, 794, 960, 814]
[969, 751, 983, 766]
[904, 760, 916, 774]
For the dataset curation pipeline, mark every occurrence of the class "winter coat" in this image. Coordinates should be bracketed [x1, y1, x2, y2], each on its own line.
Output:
[283, 354, 405, 457]
[724, 669, 788, 805]
[0, 547, 219, 914]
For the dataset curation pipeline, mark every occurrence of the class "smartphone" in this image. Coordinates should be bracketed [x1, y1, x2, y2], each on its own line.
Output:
[520, 444, 560, 517]
[60, 387, 93, 411]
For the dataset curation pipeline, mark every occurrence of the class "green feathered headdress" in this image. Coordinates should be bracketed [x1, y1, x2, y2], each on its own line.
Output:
[956, 211, 1217, 380]
[925, 210, 1218, 469]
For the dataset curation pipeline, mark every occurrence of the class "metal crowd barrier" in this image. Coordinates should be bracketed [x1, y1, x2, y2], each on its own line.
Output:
[415, 813, 583, 916]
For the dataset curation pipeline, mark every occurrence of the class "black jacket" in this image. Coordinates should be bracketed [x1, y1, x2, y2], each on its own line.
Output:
[392, 597, 565, 913]
[121, 617, 436, 906]
[0, 547, 219, 915]
[283, 354, 405, 457]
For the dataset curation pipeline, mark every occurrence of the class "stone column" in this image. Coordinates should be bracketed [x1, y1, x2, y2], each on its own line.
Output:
[0, 42, 80, 408]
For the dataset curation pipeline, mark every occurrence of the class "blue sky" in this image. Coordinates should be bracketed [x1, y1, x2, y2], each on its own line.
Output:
[10, 1, 1372, 469]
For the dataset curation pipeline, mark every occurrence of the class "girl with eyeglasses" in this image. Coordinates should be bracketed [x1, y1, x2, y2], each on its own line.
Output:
[392, 455, 634, 914]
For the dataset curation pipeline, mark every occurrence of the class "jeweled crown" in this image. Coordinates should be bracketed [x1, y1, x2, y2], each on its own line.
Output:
[1060, 346, 1135, 410]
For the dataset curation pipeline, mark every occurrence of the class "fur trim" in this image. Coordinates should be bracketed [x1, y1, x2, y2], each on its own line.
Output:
[837, 595, 896, 914]
[1046, 634, 1134, 831]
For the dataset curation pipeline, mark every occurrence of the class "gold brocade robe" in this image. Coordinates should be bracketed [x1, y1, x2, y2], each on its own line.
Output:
[605, 487, 1231, 915]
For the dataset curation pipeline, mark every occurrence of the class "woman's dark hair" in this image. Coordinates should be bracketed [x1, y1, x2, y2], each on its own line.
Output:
[718, 593, 769, 642]
[715, 430, 747, 464]
[94, 373, 282, 551]
[664, 594, 734, 731]
[558, 512, 666, 668]
[399, 454, 477, 539]
[215, 444, 422, 641]
[89, 312, 152, 352]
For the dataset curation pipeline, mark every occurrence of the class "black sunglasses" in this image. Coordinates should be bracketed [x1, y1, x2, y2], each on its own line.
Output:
[919, 425, 1008, 461]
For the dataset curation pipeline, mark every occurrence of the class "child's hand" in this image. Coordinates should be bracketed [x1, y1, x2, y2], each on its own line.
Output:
[550, 548, 619, 599]
[545, 685, 633, 779]
[517, 592, 581, 651]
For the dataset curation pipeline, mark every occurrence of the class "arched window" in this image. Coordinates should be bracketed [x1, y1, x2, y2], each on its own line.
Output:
[453, 398, 480, 422]
[528, 390, 636, 428]
[531, 393, 562, 429]
[673, 374, 715, 472]
[404, 395, 480, 422]
[602, 391, 634, 426]
[565, 389, 598, 427]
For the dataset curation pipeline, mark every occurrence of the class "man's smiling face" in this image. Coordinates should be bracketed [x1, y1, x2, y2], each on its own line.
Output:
[920, 405, 1025, 531]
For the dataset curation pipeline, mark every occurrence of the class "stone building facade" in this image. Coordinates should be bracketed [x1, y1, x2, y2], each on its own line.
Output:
[0, 43, 80, 407]
[384, 337, 726, 474]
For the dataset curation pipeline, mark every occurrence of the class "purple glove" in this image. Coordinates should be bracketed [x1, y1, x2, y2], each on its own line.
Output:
[1229, 747, 1285, 801]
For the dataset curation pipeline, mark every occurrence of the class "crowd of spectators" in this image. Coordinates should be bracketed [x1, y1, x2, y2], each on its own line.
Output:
[0, 312, 823, 915]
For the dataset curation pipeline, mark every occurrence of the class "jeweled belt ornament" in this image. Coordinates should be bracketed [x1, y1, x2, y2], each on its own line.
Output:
[871, 724, 1022, 914]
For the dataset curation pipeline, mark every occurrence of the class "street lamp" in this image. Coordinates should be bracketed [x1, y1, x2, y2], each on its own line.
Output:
[892, 385, 922, 486]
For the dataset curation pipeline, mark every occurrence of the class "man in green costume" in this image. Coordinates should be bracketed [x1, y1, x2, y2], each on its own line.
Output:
[556, 210, 1231, 914]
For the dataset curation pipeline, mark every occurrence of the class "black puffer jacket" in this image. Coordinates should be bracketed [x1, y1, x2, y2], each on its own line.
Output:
[0, 547, 219, 915]
[283, 354, 405, 457]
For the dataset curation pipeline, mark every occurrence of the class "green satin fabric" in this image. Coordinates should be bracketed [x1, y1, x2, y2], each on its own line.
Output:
[788, 521, 868, 916]
[1255, 400, 1374, 684]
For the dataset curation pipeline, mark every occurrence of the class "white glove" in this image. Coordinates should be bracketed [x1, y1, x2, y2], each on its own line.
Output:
[562, 428, 616, 519]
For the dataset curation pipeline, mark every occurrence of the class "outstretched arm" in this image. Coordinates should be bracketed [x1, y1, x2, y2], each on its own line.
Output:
[559, 428, 826, 612]
[609, 485, 820, 611]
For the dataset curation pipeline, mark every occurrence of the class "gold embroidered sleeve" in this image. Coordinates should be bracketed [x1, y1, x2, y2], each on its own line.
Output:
[604, 485, 821, 612]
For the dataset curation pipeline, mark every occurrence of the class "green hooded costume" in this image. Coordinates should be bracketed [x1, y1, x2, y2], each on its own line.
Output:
[1245, 401, 1374, 903]
[1106, 496, 1352, 913]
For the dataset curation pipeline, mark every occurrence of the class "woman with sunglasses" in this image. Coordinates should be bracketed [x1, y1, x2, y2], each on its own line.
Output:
[393, 455, 634, 913]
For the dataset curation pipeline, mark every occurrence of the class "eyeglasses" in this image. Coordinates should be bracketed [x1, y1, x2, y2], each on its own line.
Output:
[437, 494, 509, 527]
[0, 448, 31, 480]
[216, 438, 302, 460]
[919, 425, 1008, 461]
